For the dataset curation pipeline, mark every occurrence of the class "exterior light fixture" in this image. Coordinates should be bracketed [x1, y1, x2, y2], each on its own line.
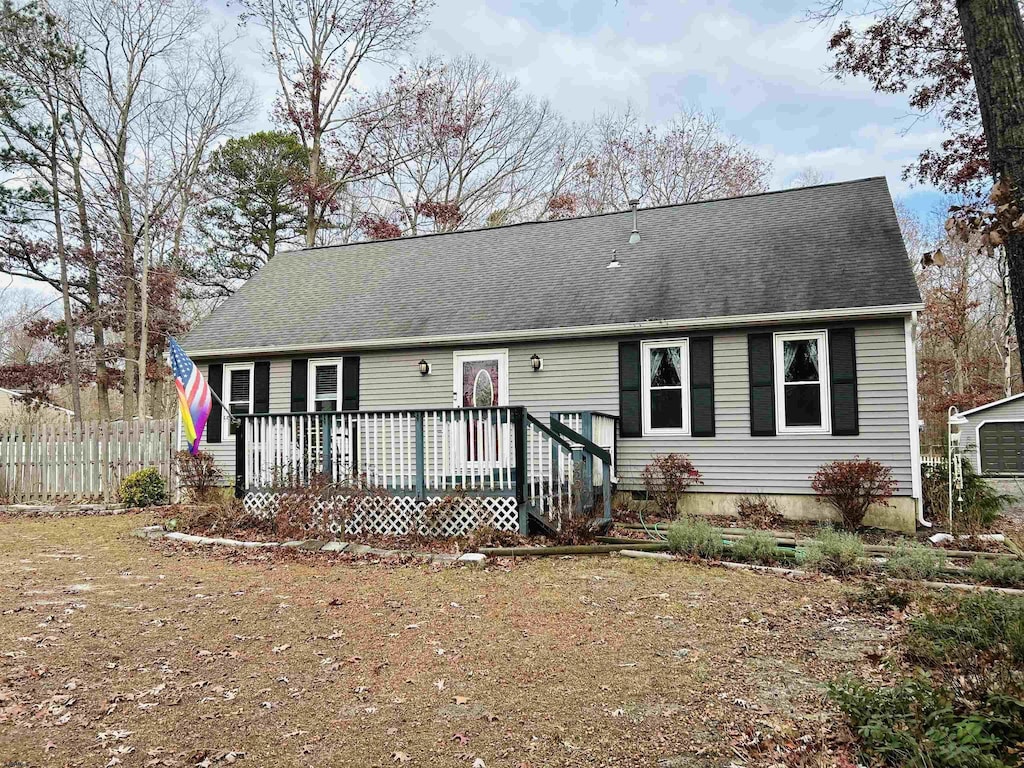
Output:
[607, 248, 620, 269]
[530, 354, 543, 372]
[628, 198, 641, 244]
[418, 359, 431, 375]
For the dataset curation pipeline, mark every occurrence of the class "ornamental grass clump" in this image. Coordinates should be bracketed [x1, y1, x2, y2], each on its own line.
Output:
[883, 543, 947, 581]
[811, 458, 897, 530]
[800, 528, 866, 576]
[730, 531, 782, 565]
[666, 516, 722, 559]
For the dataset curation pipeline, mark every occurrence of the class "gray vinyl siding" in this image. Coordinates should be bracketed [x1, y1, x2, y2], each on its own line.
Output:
[616, 321, 912, 495]
[190, 319, 914, 496]
[957, 396, 1024, 475]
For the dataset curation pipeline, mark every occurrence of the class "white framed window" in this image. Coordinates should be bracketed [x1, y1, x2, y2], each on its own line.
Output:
[641, 338, 689, 435]
[224, 363, 254, 437]
[308, 359, 342, 412]
[773, 330, 830, 434]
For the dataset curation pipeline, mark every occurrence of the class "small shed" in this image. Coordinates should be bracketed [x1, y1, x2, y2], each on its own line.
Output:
[951, 395, 1024, 499]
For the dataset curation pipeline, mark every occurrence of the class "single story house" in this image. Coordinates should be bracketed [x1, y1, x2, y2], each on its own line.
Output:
[949, 394, 1024, 500]
[181, 177, 924, 534]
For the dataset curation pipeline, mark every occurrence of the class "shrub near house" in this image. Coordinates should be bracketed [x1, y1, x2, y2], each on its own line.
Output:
[811, 458, 897, 530]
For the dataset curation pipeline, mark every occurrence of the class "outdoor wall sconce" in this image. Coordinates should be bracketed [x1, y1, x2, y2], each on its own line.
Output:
[418, 359, 431, 375]
[530, 354, 543, 372]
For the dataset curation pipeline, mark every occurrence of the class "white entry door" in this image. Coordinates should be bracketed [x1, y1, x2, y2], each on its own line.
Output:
[452, 349, 509, 408]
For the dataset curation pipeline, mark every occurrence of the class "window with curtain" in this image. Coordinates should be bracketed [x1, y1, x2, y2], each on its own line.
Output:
[773, 330, 830, 433]
[641, 339, 689, 434]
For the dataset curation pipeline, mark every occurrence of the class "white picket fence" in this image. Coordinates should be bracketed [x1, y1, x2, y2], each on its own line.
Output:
[0, 419, 177, 503]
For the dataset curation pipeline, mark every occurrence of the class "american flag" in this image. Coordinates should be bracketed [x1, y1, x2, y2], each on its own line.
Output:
[169, 337, 212, 455]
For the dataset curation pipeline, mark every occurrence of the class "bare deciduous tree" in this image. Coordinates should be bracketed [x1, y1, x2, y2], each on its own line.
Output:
[239, 0, 433, 246]
[360, 55, 588, 235]
[568, 105, 772, 215]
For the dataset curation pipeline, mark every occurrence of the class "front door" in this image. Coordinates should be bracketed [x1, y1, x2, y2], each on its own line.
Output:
[452, 350, 509, 408]
[452, 350, 509, 468]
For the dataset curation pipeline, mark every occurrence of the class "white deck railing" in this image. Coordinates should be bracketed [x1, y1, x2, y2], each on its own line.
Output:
[244, 407, 519, 494]
[240, 407, 615, 527]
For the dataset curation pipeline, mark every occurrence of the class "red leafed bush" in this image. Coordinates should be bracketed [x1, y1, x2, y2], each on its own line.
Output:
[642, 454, 703, 517]
[811, 458, 897, 530]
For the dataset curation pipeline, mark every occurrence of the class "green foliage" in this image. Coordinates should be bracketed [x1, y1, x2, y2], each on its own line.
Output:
[884, 543, 947, 580]
[800, 528, 866, 576]
[829, 672, 1024, 768]
[188, 130, 309, 297]
[665, 516, 722, 558]
[970, 558, 1024, 589]
[904, 592, 1024, 668]
[957, 461, 1013, 531]
[833, 592, 1024, 767]
[118, 467, 167, 508]
[729, 531, 781, 565]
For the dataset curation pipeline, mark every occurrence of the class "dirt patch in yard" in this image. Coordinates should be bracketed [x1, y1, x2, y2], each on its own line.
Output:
[0, 514, 887, 767]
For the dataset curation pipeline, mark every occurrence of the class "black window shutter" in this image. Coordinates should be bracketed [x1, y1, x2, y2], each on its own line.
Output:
[618, 340, 641, 437]
[342, 356, 360, 411]
[254, 361, 271, 414]
[829, 328, 859, 436]
[748, 333, 775, 436]
[689, 337, 715, 437]
[207, 363, 223, 443]
[290, 359, 308, 412]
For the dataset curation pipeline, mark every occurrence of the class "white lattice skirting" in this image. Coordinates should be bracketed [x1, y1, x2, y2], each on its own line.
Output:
[242, 491, 519, 537]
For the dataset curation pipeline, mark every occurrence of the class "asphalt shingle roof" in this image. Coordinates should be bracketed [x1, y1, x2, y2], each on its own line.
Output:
[182, 177, 921, 355]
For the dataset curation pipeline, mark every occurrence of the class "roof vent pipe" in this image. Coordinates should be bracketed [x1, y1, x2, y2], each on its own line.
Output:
[607, 248, 620, 269]
[628, 199, 641, 244]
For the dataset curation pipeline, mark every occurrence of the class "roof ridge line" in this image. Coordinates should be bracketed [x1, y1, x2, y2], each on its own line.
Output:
[289, 176, 888, 254]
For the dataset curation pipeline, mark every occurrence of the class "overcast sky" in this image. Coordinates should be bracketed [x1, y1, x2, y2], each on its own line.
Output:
[215, 0, 947, 213]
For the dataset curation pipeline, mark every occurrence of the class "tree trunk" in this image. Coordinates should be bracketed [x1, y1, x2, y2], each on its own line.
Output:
[957, 0, 1024, 378]
[49, 114, 82, 422]
[70, 145, 110, 421]
[305, 130, 321, 247]
[137, 203, 150, 418]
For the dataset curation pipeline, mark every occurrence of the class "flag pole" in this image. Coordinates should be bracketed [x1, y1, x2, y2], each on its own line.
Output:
[208, 387, 240, 426]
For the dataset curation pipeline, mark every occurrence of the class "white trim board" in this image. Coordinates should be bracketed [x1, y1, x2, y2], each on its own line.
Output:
[949, 392, 1024, 420]
[905, 314, 923, 513]
[184, 303, 924, 360]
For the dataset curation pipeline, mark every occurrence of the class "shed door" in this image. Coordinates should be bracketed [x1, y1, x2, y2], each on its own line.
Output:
[979, 421, 1024, 474]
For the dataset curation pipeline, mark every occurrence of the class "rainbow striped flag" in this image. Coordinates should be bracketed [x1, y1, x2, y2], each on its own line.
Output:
[169, 337, 212, 455]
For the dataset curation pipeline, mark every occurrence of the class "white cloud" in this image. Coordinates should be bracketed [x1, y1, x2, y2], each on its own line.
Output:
[203, 0, 946, 199]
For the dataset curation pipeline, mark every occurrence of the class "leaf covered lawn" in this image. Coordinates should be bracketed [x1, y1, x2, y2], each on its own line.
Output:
[0, 514, 886, 766]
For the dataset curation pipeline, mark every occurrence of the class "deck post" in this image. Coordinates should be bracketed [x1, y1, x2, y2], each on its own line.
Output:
[415, 412, 425, 500]
[572, 446, 584, 517]
[320, 415, 332, 478]
[513, 407, 528, 534]
[581, 412, 594, 512]
[234, 417, 246, 499]
[602, 462, 611, 521]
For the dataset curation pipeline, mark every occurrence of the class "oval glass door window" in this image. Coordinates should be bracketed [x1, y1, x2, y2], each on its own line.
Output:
[473, 369, 493, 407]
